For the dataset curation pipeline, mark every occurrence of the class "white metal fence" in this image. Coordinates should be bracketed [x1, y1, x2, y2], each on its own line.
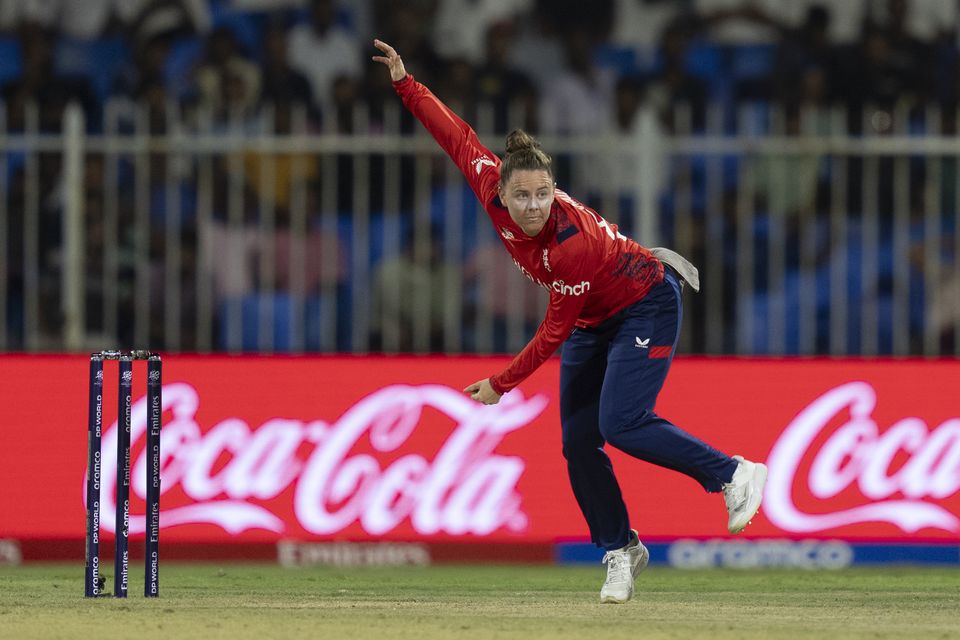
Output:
[1, 99, 958, 356]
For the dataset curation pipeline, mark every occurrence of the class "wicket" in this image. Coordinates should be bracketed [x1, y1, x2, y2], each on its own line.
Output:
[84, 350, 162, 598]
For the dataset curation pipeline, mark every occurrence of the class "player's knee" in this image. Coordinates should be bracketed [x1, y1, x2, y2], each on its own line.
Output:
[599, 408, 655, 448]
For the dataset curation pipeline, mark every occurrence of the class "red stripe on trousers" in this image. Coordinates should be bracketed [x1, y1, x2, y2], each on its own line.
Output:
[649, 346, 672, 359]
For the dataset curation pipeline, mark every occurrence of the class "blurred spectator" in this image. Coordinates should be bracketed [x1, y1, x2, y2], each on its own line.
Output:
[754, 5, 829, 102]
[202, 161, 260, 304]
[844, 23, 924, 111]
[695, 0, 802, 43]
[695, 0, 955, 47]
[0, 0, 53, 32]
[370, 227, 459, 352]
[331, 72, 382, 214]
[928, 250, 960, 352]
[610, 0, 693, 66]
[120, 0, 210, 45]
[864, 0, 936, 104]
[432, 0, 530, 64]
[228, 0, 308, 9]
[112, 33, 173, 101]
[243, 102, 319, 212]
[268, 214, 347, 296]
[331, 74, 361, 133]
[193, 26, 261, 123]
[536, 29, 617, 191]
[229, 0, 373, 36]
[611, 75, 647, 134]
[754, 106, 826, 221]
[1, 22, 97, 132]
[259, 21, 316, 120]
[938, 108, 959, 218]
[463, 240, 544, 353]
[798, 10, 842, 98]
[721, 4, 842, 104]
[148, 225, 200, 350]
[0, 0, 209, 39]
[137, 77, 170, 134]
[548, 0, 615, 43]
[0, 0, 118, 39]
[287, 0, 362, 111]
[590, 75, 665, 204]
[508, 5, 566, 91]
[642, 19, 708, 131]
[474, 21, 538, 133]
[433, 58, 478, 124]
[868, 0, 958, 42]
[540, 31, 617, 135]
[77, 155, 112, 335]
[374, 1, 442, 87]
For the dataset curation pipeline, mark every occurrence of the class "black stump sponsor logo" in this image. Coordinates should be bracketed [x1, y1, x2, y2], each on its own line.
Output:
[148, 551, 159, 595]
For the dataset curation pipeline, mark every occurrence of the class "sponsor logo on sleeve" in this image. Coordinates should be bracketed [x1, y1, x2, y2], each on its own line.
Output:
[471, 155, 497, 175]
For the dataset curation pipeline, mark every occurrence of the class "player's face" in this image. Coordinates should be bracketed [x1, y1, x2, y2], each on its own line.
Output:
[500, 170, 555, 237]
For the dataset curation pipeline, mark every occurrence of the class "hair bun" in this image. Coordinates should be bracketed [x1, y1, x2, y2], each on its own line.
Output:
[505, 129, 540, 155]
[499, 128, 553, 187]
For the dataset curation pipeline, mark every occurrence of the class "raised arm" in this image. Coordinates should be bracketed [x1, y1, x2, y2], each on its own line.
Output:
[372, 39, 501, 202]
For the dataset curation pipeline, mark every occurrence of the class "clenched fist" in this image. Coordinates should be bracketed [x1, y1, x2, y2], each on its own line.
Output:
[463, 378, 502, 405]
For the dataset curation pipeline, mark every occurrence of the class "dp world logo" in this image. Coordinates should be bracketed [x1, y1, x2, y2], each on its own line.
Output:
[122, 371, 133, 383]
[148, 370, 160, 382]
[96, 370, 103, 381]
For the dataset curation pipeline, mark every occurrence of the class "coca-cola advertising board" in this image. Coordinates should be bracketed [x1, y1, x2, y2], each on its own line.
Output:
[0, 355, 958, 561]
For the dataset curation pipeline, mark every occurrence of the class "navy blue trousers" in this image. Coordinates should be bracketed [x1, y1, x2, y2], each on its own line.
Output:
[559, 268, 739, 550]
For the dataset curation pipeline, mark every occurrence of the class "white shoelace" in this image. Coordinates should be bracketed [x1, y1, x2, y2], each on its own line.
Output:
[724, 482, 746, 510]
[602, 550, 631, 585]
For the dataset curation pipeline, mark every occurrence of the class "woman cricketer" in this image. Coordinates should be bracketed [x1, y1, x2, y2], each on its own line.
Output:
[373, 39, 766, 604]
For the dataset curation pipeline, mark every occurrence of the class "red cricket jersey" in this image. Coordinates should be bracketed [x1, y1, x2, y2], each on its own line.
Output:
[394, 74, 664, 394]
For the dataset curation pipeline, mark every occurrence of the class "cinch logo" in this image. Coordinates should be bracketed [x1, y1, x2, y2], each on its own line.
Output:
[551, 280, 591, 296]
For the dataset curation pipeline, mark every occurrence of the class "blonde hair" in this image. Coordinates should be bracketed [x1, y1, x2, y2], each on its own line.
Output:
[500, 129, 553, 187]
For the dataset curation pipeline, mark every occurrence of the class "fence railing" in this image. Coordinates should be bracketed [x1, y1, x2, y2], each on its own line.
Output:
[1, 99, 958, 356]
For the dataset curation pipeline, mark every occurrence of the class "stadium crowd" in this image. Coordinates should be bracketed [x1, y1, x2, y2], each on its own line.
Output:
[2, 0, 959, 354]
[3, 0, 959, 132]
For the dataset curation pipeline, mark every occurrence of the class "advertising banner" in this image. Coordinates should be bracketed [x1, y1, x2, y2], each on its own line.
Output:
[0, 356, 958, 562]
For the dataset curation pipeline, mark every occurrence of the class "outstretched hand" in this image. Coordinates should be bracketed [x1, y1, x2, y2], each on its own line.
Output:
[372, 39, 407, 82]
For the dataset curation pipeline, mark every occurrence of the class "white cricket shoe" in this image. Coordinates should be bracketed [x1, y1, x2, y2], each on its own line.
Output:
[599, 529, 649, 604]
[723, 455, 768, 534]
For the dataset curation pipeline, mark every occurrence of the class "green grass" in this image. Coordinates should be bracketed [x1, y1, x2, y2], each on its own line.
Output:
[1, 564, 958, 639]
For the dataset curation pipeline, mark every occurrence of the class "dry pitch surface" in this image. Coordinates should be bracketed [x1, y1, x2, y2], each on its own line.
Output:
[0, 563, 958, 639]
